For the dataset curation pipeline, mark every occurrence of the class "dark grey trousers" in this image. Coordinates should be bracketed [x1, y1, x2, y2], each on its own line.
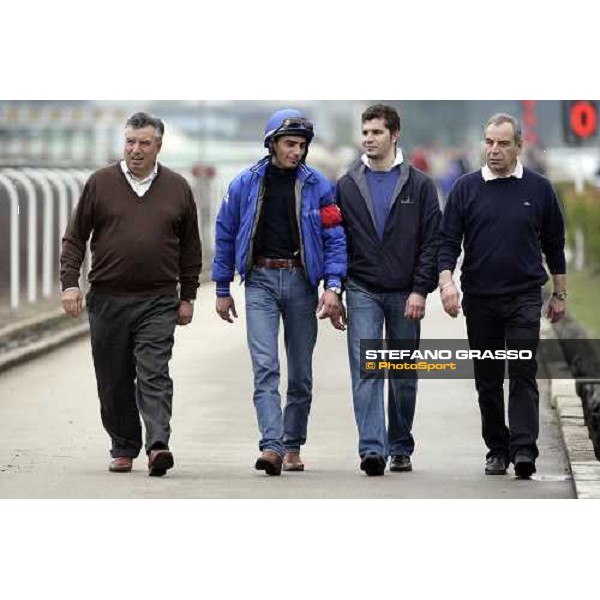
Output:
[86, 290, 180, 458]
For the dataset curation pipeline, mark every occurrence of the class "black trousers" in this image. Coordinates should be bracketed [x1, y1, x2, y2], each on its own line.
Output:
[462, 288, 543, 463]
[87, 290, 180, 458]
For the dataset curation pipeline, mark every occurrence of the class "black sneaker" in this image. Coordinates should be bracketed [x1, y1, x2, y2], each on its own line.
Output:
[485, 455, 507, 475]
[360, 455, 386, 476]
[514, 452, 536, 479]
[390, 455, 412, 472]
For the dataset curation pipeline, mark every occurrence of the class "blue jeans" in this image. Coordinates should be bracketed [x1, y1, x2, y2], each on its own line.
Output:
[245, 266, 318, 457]
[346, 279, 420, 459]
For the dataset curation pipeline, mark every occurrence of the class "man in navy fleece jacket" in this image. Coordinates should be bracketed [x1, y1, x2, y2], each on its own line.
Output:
[336, 104, 441, 477]
[438, 113, 567, 479]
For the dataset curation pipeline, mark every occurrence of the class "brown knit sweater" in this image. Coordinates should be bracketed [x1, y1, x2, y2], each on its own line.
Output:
[60, 163, 202, 300]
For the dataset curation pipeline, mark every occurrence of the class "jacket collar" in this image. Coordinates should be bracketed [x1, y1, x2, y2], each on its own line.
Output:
[251, 155, 315, 183]
[360, 147, 404, 170]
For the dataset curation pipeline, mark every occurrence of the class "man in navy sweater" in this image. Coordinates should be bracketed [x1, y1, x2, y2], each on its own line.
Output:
[438, 113, 567, 479]
[336, 104, 441, 476]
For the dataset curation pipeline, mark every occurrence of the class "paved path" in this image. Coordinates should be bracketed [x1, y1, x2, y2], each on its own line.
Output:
[0, 284, 574, 498]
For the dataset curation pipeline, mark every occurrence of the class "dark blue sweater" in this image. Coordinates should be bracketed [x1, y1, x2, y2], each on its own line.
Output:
[365, 166, 400, 239]
[438, 167, 566, 296]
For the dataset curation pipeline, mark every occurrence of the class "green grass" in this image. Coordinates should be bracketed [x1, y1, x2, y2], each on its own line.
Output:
[563, 268, 600, 337]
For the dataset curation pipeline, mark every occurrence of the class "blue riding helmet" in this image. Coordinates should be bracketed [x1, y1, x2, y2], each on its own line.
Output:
[263, 108, 315, 148]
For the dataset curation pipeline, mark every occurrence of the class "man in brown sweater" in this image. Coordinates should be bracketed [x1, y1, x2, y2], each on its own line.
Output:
[60, 112, 202, 476]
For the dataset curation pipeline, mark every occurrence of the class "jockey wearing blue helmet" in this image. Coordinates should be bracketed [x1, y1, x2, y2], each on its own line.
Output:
[212, 106, 346, 476]
[263, 108, 315, 159]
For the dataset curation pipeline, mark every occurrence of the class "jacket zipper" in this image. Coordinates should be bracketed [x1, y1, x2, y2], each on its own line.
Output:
[294, 178, 307, 276]
[244, 177, 265, 279]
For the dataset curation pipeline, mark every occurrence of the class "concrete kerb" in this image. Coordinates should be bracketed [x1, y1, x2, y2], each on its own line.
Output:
[541, 319, 600, 498]
[0, 322, 90, 374]
[0, 308, 66, 339]
[0, 271, 214, 375]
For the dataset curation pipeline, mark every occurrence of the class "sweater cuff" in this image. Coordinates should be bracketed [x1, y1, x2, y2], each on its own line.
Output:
[180, 292, 198, 301]
[61, 276, 80, 291]
[437, 260, 456, 274]
[546, 252, 566, 275]
[216, 281, 231, 297]
[412, 287, 429, 298]
[180, 282, 199, 301]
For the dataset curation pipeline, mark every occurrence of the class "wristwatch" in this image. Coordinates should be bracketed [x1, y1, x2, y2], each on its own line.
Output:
[327, 287, 342, 295]
[552, 291, 568, 301]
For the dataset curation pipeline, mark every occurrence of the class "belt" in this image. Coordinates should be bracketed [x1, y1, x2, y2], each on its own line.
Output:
[254, 256, 302, 269]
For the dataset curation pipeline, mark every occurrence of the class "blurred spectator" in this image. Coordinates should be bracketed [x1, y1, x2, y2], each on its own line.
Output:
[439, 149, 470, 205]
[409, 146, 430, 173]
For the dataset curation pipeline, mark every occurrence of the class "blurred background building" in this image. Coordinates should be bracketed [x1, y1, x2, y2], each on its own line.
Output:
[3, 99, 599, 193]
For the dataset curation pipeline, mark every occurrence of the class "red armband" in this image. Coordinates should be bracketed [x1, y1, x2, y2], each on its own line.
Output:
[320, 204, 342, 228]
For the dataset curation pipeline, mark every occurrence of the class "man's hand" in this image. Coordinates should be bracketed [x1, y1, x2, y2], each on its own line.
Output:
[61, 289, 83, 317]
[440, 282, 461, 318]
[546, 297, 566, 324]
[404, 292, 426, 320]
[177, 300, 194, 326]
[216, 296, 238, 323]
[329, 302, 347, 331]
[316, 290, 341, 319]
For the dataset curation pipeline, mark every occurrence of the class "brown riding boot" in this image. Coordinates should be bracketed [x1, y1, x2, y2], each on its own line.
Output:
[254, 451, 283, 476]
[283, 451, 305, 472]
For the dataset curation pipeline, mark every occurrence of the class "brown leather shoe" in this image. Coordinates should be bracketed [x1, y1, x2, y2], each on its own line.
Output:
[254, 451, 283, 476]
[109, 457, 133, 473]
[283, 451, 305, 472]
[148, 449, 174, 477]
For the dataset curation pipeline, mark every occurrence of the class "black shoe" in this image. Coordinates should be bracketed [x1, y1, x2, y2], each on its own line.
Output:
[360, 455, 386, 476]
[514, 452, 536, 479]
[390, 455, 412, 472]
[485, 455, 507, 475]
[147, 449, 174, 477]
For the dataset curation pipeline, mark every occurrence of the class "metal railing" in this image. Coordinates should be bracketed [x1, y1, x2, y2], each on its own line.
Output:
[0, 167, 91, 309]
[1, 165, 214, 312]
[0, 174, 20, 308]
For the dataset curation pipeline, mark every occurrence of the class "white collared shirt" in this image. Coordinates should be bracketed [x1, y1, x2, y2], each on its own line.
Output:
[361, 148, 404, 170]
[120, 160, 158, 197]
[481, 159, 524, 182]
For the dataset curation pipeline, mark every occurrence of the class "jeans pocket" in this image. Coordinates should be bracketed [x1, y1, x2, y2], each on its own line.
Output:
[246, 266, 266, 287]
[345, 278, 360, 293]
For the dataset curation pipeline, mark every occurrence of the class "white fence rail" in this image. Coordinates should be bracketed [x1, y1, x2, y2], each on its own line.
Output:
[0, 166, 213, 312]
[0, 167, 91, 310]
